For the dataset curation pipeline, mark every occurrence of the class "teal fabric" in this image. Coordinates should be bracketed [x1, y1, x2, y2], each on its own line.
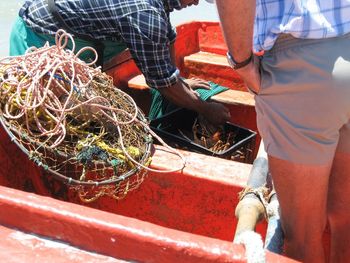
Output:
[9, 16, 127, 63]
[148, 81, 229, 120]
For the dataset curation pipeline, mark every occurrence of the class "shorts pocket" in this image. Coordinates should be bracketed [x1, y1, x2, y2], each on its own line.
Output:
[245, 57, 264, 95]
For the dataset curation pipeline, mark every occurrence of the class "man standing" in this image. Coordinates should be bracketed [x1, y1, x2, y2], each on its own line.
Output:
[10, 0, 230, 125]
[216, 0, 350, 262]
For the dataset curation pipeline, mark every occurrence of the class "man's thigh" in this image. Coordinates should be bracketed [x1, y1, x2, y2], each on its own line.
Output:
[255, 34, 350, 165]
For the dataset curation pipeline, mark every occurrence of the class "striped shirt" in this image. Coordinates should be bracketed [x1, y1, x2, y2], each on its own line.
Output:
[254, 0, 350, 52]
[19, 0, 182, 89]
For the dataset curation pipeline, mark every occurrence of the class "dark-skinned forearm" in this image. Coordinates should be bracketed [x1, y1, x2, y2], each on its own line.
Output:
[158, 80, 208, 114]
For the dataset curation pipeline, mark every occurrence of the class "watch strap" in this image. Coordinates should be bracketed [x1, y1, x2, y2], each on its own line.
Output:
[227, 51, 253, 70]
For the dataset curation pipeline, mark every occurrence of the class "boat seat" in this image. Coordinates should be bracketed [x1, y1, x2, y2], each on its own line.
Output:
[183, 51, 247, 89]
[127, 74, 255, 107]
[128, 74, 149, 90]
[184, 51, 229, 67]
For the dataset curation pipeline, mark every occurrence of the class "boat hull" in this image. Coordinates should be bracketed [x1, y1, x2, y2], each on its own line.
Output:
[0, 21, 321, 262]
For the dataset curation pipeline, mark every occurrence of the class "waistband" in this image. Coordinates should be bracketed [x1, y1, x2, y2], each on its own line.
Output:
[269, 32, 350, 54]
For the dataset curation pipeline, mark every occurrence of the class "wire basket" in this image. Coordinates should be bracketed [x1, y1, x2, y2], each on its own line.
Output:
[0, 30, 158, 202]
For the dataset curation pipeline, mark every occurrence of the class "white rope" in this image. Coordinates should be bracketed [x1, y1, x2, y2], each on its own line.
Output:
[266, 198, 280, 218]
[234, 230, 266, 263]
[264, 195, 284, 254]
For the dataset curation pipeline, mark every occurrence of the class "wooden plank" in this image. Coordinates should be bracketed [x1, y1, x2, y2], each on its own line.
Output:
[184, 51, 229, 66]
[128, 74, 255, 107]
[127, 74, 148, 90]
[211, 89, 255, 107]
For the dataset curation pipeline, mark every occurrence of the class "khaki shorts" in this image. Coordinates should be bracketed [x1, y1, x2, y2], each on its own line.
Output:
[255, 33, 350, 165]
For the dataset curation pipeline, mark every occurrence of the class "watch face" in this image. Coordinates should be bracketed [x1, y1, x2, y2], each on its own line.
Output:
[226, 52, 237, 69]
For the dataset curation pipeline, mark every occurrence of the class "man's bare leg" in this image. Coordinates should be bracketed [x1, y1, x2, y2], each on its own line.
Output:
[328, 151, 350, 262]
[269, 156, 332, 263]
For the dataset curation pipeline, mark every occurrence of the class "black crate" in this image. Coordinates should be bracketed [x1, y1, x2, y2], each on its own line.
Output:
[150, 108, 257, 163]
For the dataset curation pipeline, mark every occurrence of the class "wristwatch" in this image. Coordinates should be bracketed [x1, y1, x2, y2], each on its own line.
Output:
[226, 51, 253, 70]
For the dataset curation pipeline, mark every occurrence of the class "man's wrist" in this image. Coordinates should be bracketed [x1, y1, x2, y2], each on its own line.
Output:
[194, 99, 210, 115]
[227, 51, 253, 70]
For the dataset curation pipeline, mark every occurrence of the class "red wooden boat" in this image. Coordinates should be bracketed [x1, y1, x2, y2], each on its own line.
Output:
[0, 21, 326, 262]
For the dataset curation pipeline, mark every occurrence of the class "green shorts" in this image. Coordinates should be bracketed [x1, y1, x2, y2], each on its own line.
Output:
[255, 33, 350, 165]
[9, 16, 127, 63]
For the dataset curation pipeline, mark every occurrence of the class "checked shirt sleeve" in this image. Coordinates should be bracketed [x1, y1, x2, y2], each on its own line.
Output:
[118, 10, 180, 89]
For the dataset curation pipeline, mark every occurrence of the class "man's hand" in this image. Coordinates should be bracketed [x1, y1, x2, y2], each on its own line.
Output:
[236, 56, 261, 94]
[180, 77, 211, 90]
[179, 78, 231, 125]
[159, 78, 230, 126]
[202, 101, 231, 126]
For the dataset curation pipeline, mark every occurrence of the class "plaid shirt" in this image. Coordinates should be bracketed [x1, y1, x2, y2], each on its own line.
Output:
[19, 0, 182, 89]
[254, 0, 350, 52]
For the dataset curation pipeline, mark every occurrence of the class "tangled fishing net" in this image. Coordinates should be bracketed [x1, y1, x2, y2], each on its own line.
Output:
[0, 29, 185, 202]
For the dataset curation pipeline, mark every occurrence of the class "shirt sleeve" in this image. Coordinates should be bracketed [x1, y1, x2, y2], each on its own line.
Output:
[167, 20, 177, 44]
[118, 10, 180, 89]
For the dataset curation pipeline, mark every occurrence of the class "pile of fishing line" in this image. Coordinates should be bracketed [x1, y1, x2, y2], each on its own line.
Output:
[0, 29, 185, 202]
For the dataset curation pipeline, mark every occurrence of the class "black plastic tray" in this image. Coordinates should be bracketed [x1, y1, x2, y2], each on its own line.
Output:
[150, 108, 257, 163]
